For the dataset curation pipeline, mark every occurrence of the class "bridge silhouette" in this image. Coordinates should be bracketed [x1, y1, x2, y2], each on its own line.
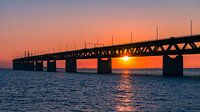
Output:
[13, 35, 200, 76]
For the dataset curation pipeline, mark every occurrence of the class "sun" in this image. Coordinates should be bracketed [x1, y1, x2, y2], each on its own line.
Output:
[122, 56, 129, 62]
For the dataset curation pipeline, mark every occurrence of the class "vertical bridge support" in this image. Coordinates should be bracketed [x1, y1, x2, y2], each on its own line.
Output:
[163, 55, 183, 76]
[13, 61, 22, 70]
[26, 61, 34, 71]
[98, 58, 112, 74]
[13, 61, 34, 71]
[35, 61, 43, 71]
[66, 59, 77, 72]
[47, 60, 56, 72]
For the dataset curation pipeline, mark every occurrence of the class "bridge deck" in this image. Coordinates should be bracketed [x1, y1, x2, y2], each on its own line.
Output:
[13, 35, 200, 61]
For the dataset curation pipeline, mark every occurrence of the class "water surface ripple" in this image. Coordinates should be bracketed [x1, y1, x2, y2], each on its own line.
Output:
[0, 69, 200, 112]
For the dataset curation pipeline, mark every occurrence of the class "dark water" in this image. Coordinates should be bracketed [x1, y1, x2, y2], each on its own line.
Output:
[0, 69, 200, 112]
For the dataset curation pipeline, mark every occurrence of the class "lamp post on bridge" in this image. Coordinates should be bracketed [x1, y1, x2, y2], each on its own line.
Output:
[131, 32, 133, 43]
[190, 20, 193, 36]
[156, 26, 159, 40]
[112, 35, 113, 45]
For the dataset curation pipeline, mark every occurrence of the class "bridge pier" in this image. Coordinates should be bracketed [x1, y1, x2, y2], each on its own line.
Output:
[35, 61, 43, 71]
[13, 61, 34, 71]
[65, 59, 77, 72]
[26, 61, 34, 71]
[47, 60, 56, 72]
[163, 55, 183, 76]
[98, 58, 112, 74]
[66, 59, 77, 72]
[13, 61, 22, 70]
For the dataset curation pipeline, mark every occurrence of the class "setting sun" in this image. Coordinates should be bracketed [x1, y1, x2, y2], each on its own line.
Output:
[122, 56, 130, 62]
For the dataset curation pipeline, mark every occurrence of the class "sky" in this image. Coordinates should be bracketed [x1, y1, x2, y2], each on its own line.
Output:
[0, 0, 200, 68]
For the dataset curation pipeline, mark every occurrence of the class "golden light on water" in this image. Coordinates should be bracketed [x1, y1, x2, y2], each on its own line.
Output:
[115, 74, 136, 111]
[122, 56, 130, 62]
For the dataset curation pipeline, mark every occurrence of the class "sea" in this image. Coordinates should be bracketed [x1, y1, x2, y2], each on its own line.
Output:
[0, 68, 200, 112]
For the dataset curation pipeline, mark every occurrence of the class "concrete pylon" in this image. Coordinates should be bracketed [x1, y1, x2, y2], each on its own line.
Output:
[163, 55, 183, 76]
[13, 61, 21, 70]
[98, 58, 112, 74]
[47, 60, 56, 72]
[26, 61, 34, 71]
[13, 61, 34, 71]
[35, 61, 43, 71]
[66, 59, 77, 72]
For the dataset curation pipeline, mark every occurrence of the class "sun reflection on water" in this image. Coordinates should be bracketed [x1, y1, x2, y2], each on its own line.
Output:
[115, 74, 136, 112]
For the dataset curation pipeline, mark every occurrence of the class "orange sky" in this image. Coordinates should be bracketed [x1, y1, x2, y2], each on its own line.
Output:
[0, 0, 200, 68]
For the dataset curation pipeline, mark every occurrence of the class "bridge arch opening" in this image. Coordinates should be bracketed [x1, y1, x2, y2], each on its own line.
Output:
[184, 54, 200, 74]
[77, 59, 97, 73]
[56, 60, 65, 72]
[112, 56, 162, 75]
[42, 61, 47, 71]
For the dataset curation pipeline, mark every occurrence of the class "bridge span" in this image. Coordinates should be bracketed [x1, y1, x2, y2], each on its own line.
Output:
[13, 35, 200, 76]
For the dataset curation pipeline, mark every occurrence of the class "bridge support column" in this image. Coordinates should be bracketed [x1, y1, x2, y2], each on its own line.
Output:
[65, 59, 77, 72]
[35, 61, 43, 71]
[13, 61, 17, 70]
[26, 61, 34, 71]
[13, 61, 22, 70]
[98, 58, 112, 74]
[13, 61, 34, 71]
[47, 60, 56, 72]
[163, 55, 183, 76]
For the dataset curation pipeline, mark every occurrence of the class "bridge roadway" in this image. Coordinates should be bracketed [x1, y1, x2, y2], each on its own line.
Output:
[13, 35, 200, 76]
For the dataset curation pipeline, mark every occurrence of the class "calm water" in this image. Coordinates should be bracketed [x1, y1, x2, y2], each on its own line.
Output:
[0, 69, 200, 112]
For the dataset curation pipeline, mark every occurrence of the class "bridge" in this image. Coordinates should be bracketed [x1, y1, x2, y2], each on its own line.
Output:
[13, 35, 200, 76]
